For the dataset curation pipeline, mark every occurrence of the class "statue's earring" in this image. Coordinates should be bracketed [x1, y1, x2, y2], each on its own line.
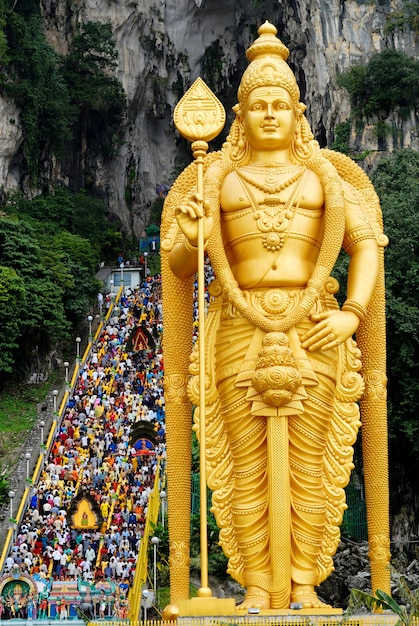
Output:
[293, 118, 303, 152]
[230, 118, 246, 159]
[292, 114, 316, 161]
[237, 118, 246, 151]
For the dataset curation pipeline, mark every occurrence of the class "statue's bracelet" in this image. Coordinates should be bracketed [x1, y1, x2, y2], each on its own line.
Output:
[342, 299, 368, 321]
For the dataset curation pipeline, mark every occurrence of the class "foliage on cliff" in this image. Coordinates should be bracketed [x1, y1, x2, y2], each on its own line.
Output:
[0, 0, 126, 180]
[371, 149, 419, 458]
[337, 48, 419, 128]
[0, 1, 128, 377]
[331, 51, 419, 468]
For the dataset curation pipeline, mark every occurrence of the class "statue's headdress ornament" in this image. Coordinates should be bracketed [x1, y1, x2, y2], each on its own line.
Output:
[237, 21, 301, 109]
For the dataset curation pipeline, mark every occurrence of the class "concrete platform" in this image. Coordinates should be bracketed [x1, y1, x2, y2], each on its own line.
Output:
[174, 614, 402, 625]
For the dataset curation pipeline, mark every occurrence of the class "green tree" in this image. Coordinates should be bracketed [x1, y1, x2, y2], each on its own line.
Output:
[51, 231, 101, 323]
[62, 21, 126, 119]
[330, 121, 351, 155]
[0, 12, 125, 182]
[5, 188, 120, 263]
[0, 0, 9, 65]
[190, 513, 229, 580]
[0, 184, 125, 375]
[0, 466, 10, 508]
[142, 208, 163, 276]
[371, 150, 419, 455]
[15, 188, 76, 232]
[337, 49, 419, 122]
[2, 12, 74, 176]
[70, 189, 119, 257]
[0, 216, 70, 373]
[60, 21, 126, 188]
[0, 265, 25, 372]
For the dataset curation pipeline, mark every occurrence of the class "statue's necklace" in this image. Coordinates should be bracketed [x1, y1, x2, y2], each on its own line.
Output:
[235, 166, 307, 252]
[237, 165, 304, 195]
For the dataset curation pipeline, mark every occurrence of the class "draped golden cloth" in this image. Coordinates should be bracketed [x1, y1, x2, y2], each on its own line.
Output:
[187, 283, 364, 605]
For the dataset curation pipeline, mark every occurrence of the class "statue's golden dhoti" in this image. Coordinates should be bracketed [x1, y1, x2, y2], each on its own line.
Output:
[188, 285, 364, 607]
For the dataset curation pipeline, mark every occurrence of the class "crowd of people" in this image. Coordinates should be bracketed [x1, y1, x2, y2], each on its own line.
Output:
[2, 275, 166, 618]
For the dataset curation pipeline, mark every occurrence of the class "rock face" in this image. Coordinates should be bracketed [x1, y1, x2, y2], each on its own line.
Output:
[0, 0, 417, 233]
[0, 98, 22, 192]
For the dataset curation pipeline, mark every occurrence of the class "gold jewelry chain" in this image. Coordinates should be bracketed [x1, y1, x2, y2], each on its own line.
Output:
[237, 166, 305, 195]
[241, 163, 301, 175]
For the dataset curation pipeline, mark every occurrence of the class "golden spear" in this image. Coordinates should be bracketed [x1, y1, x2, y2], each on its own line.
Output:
[173, 76, 226, 598]
[162, 78, 240, 618]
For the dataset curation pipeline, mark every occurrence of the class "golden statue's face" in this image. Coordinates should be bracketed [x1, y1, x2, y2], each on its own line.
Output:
[243, 86, 297, 152]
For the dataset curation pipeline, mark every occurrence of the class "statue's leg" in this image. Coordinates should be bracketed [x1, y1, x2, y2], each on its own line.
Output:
[216, 319, 271, 609]
[218, 377, 271, 608]
[289, 362, 335, 608]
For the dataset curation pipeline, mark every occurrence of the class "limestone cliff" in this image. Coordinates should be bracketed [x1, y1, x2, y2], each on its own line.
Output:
[1, 0, 418, 234]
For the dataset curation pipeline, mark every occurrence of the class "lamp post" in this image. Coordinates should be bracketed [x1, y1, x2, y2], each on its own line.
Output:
[87, 315, 93, 340]
[142, 590, 149, 621]
[39, 420, 45, 444]
[76, 337, 81, 363]
[120, 263, 124, 294]
[64, 361, 69, 386]
[8, 490, 15, 519]
[52, 389, 59, 414]
[160, 490, 166, 529]
[151, 536, 159, 599]
[98, 293, 103, 319]
[143, 252, 148, 280]
[25, 452, 31, 480]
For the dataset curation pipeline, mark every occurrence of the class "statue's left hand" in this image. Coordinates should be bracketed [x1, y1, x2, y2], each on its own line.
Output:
[300, 310, 360, 352]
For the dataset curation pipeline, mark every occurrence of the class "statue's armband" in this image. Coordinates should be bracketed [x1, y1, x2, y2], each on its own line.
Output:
[342, 184, 379, 254]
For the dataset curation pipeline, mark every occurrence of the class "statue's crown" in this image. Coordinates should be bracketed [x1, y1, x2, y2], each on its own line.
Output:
[238, 21, 300, 106]
[246, 21, 290, 62]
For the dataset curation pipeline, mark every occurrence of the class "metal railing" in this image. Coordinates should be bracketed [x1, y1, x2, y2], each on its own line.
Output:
[90, 615, 417, 626]
[0, 288, 123, 574]
[128, 464, 162, 621]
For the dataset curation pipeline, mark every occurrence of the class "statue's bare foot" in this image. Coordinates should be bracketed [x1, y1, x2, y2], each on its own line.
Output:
[237, 585, 270, 610]
[291, 585, 330, 609]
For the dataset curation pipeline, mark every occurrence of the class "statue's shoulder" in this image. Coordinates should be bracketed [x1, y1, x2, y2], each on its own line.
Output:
[204, 151, 229, 178]
[321, 148, 375, 195]
[321, 148, 387, 243]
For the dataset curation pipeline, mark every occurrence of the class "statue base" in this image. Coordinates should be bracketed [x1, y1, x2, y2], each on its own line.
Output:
[162, 599, 342, 619]
[162, 597, 237, 618]
[179, 597, 236, 616]
[163, 602, 400, 625]
[235, 607, 343, 616]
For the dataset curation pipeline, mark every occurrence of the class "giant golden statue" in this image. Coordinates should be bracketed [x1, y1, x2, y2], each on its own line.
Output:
[161, 21, 390, 612]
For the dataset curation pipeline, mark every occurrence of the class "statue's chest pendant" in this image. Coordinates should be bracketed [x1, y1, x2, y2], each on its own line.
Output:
[254, 199, 294, 252]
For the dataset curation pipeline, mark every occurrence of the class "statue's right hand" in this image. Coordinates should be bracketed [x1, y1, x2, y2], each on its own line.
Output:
[175, 193, 214, 247]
